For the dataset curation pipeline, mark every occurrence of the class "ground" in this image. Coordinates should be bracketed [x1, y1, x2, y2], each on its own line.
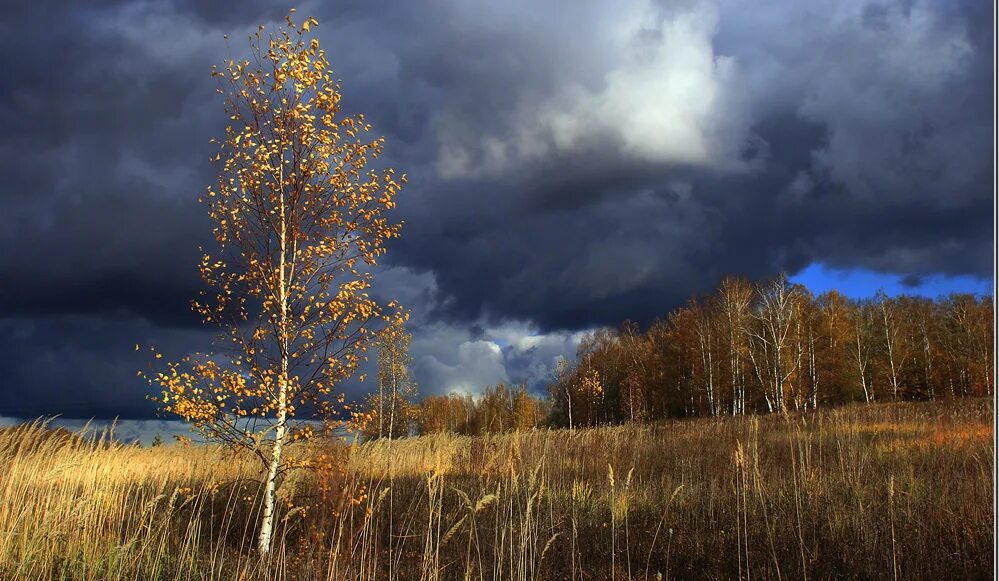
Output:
[0, 399, 992, 580]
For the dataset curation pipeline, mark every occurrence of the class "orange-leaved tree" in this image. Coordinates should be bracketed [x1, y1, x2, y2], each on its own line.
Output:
[356, 316, 418, 440]
[150, 12, 405, 554]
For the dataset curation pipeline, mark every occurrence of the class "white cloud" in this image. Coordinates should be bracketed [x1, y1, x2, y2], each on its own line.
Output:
[545, 6, 734, 164]
[408, 316, 588, 396]
[416, 339, 508, 394]
[435, 0, 751, 178]
[373, 268, 590, 396]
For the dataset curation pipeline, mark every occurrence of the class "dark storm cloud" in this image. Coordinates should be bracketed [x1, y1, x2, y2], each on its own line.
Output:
[0, 0, 991, 417]
[0, 314, 214, 418]
[328, 0, 991, 330]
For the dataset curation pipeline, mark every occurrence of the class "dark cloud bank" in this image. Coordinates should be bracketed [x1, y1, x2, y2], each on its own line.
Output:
[0, 0, 992, 419]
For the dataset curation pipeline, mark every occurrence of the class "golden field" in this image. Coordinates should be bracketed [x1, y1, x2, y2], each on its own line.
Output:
[0, 399, 992, 580]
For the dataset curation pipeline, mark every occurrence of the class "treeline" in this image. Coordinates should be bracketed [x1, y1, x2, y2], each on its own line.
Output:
[365, 274, 992, 437]
[417, 383, 548, 435]
[547, 275, 993, 427]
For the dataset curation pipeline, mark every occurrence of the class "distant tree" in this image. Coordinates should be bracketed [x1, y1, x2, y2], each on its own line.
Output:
[690, 299, 721, 416]
[716, 277, 753, 415]
[619, 322, 653, 422]
[480, 384, 515, 433]
[747, 275, 800, 414]
[416, 388, 545, 435]
[512, 382, 547, 429]
[547, 357, 576, 429]
[876, 291, 911, 400]
[416, 395, 451, 434]
[664, 306, 701, 416]
[792, 286, 820, 411]
[816, 290, 855, 404]
[846, 299, 878, 403]
[361, 318, 418, 439]
[539, 277, 988, 424]
[905, 297, 940, 400]
[149, 13, 405, 555]
[645, 318, 681, 417]
[942, 294, 994, 397]
[577, 367, 605, 426]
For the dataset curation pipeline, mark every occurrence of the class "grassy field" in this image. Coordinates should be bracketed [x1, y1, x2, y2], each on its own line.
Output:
[0, 400, 992, 580]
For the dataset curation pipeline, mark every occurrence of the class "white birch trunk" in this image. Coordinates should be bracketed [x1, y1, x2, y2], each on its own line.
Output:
[258, 163, 289, 556]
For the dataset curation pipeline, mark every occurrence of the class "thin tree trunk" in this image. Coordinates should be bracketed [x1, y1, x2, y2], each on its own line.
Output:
[379, 375, 385, 439]
[729, 323, 741, 415]
[258, 401, 286, 554]
[565, 384, 573, 431]
[808, 326, 818, 410]
[259, 162, 289, 556]
[856, 334, 870, 404]
[388, 348, 397, 440]
[881, 301, 902, 400]
[922, 332, 933, 401]
[700, 335, 715, 417]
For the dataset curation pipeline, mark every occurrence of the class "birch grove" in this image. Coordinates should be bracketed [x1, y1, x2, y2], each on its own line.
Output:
[545, 276, 993, 426]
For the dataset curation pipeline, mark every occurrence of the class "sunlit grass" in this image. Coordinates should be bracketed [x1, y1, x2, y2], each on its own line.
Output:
[0, 399, 992, 579]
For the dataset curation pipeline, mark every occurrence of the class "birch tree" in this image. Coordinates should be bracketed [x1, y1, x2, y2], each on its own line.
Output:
[549, 357, 574, 430]
[747, 275, 799, 414]
[846, 299, 877, 402]
[817, 290, 854, 403]
[150, 13, 404, 555]
[876, 291, 910, 400]
[376, 317, 417, 439]
[620, 321, 651, 422]
[716, 277, 753, 415]
[793, 288, 821, 411]
[907, 297, 938, 400]
[691, 299, 720, 416]
[943, 294, 994, 396]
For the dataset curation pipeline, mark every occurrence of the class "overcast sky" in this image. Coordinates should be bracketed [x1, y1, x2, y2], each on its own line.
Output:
[0, 0, 992, 422]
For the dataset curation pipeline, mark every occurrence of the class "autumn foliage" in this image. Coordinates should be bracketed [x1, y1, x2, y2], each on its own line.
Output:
[417, 383, 549, 435]
[547, 274, 993, 427]
[148, 12, 405, 553]
[353, 317, 420, 439]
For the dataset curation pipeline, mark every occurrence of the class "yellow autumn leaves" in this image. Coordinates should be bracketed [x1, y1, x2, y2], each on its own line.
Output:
[149, 12, 405, 459]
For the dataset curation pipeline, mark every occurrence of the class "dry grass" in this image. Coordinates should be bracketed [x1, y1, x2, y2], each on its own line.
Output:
[0, 399, 992, 580]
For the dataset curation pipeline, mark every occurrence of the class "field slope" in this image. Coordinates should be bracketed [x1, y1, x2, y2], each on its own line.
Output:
[1, 400, 993, 580]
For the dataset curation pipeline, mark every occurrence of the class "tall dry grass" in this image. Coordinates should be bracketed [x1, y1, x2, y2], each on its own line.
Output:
[0, 400, 992, 579]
